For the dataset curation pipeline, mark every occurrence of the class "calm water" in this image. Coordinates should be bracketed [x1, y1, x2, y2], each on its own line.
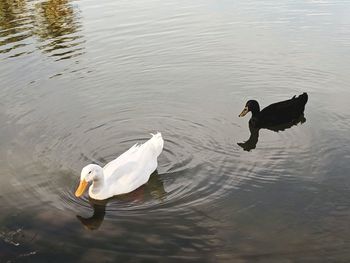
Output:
[1, 0, 350, 262]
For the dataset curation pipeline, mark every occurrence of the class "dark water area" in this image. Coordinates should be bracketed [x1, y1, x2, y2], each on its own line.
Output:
[1, 0, 350, 262]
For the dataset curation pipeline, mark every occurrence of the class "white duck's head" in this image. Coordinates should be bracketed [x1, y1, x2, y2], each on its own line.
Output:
[75, 164, 103, 197]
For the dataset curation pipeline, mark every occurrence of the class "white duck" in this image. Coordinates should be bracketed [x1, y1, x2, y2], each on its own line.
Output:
[75, 132, 164, 200]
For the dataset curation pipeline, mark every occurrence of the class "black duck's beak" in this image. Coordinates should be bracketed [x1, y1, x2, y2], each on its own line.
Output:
[239, 106, 249, 117]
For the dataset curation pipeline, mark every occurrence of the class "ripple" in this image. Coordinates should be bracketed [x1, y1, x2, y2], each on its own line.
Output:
[2, 97, 242, 220]
[4, 90, 333, 224]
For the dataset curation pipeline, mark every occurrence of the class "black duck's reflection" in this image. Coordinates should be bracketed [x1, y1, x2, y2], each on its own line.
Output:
[77, 171, 166, 230]
[238, 114, 306, 151]
[238, 93, 308, 151]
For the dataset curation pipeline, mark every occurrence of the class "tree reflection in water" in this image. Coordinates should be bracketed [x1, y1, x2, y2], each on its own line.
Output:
[33, 0, 85, 60]
[0, 0, 84, 60]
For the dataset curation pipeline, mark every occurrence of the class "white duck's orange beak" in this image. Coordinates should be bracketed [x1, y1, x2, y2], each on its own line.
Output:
[75, 179, 88, 197]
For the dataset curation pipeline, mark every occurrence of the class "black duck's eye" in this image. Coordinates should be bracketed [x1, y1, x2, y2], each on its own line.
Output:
[88, 171, 92, 174]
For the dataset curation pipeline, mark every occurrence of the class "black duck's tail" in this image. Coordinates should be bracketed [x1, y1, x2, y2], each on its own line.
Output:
[295, 92, 308, 106]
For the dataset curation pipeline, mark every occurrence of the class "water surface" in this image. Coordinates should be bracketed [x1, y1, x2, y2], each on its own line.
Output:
[1, 0, 350, 262]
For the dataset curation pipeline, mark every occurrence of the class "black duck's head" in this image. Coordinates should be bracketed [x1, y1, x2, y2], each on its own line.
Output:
[239, 100, 260, 117]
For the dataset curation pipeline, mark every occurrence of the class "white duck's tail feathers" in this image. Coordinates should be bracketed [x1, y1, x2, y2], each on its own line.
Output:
[150, 132, 162, 137]
[149, 132, 164, 157]
[127, 143, 142, 155]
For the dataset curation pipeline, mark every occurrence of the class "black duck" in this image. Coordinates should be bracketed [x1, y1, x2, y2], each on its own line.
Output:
[239, 92, 308, 128]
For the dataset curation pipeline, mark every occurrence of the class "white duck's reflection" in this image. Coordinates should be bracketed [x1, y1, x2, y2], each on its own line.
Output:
[76, 171, 166, 230]
[238, 114, 307, 152]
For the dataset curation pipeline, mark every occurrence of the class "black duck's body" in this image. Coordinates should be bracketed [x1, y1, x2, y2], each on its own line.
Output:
[238, 92, 308, 151]
[242, 93, 308, 129]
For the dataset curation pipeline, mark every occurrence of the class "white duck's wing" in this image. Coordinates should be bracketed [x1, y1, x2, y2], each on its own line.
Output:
[103, 143, 141, 178]
[103, 133, 163, 176]
[107, 148, 158, 195]
[104, 133, 164, 195]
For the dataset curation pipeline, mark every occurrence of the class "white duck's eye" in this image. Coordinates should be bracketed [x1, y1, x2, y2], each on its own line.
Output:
[88, 171, 92, 174]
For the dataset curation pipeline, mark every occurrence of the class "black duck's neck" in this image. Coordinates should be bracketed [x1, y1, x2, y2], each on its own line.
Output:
[250, 106, 260, 117]
[247, 100, 260, 118]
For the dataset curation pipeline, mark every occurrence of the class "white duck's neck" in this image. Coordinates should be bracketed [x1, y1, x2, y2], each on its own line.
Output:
[89, 171, 105, 196]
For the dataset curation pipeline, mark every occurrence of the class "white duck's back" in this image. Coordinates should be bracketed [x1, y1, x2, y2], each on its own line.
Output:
[102, 132, 164, 197]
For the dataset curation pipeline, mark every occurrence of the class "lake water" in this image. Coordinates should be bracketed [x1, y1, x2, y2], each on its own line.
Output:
[1, 0, 350, 262]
